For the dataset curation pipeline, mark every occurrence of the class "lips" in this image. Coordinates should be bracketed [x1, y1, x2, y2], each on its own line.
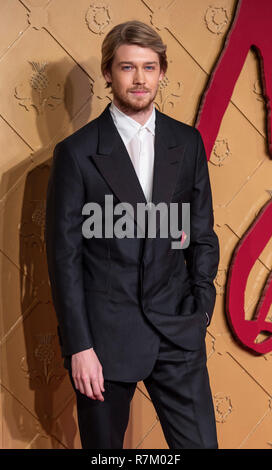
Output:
[130, 90, 148, 95]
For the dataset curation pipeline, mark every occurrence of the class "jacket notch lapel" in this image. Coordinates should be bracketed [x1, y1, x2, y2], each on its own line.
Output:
[91, 104, 147, 229]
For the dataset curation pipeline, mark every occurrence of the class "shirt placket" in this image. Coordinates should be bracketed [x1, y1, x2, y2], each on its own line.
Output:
[138, 127, 146, 198]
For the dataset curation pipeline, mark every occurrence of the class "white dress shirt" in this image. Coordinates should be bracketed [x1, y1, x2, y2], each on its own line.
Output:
[109, 101, 155, 204]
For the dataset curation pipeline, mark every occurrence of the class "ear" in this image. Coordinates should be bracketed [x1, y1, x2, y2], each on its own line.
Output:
[103, 69, 112, 85]
[159, 69, 165, 81]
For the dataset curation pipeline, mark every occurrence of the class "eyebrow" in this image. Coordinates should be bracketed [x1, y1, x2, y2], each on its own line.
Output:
[117, 61, 158, 65]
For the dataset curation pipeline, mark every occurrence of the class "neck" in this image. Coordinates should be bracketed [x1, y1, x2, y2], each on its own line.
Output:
[112, 98, 154, 125]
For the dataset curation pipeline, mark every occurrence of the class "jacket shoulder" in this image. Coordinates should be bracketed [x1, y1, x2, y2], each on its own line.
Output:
[157, 110, 200, 142]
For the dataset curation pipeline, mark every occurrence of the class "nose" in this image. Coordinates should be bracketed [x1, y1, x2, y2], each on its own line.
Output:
[133, 67, 145, 85]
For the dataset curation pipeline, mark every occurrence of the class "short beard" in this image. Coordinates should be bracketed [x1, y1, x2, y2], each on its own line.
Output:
[111, 85, 157, 115]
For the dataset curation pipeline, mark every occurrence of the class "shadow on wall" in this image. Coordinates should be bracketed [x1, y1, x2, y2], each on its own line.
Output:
[0, 57, 97, 448]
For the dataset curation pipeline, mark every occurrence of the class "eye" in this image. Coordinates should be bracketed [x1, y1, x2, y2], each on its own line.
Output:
[122, 65, 133, 70]
[145, 66, 155, 70]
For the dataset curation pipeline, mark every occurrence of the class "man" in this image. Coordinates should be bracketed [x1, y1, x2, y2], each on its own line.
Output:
[45, 20, 220, 449]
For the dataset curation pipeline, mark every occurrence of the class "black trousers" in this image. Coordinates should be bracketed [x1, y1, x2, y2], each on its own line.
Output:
[68, 334, 218, 449]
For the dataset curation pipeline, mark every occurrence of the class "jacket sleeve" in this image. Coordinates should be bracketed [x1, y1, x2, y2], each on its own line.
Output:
[45, 141, 94, 356]
[184, 129, 220, 324]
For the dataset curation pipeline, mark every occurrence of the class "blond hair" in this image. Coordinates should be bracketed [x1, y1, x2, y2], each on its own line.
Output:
[101, 20, 168, 88]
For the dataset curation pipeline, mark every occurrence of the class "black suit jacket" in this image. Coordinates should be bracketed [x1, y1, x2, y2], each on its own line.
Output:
[45, 102, 219, 381]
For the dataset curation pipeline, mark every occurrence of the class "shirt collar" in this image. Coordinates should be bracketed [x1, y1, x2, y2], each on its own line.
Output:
[109, 101, 155, 145]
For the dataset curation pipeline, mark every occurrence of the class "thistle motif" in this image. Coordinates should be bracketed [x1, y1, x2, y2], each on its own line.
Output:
[20, 333, 65, 387]
[32, 200, 46, 243]
[29, 61, 49, 92]
[14, 60, 63, 115]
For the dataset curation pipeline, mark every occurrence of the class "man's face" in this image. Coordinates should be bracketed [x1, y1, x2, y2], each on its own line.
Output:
[104, 44, 165, 113]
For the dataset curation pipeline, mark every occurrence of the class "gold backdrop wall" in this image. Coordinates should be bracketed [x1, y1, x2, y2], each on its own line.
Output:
[1, 0, 272, 449]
